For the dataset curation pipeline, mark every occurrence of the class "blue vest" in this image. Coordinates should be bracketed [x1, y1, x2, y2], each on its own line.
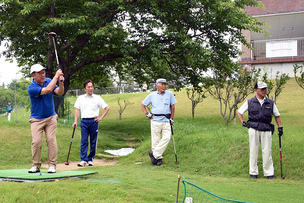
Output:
[248, 96, 274, 132]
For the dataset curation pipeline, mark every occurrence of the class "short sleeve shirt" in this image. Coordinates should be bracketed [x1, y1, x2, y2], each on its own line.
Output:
[74, 94, 108, 118]
[28, 78, 58, 119]
[238, 96, 280, 117]
[142, 90, 177, 122]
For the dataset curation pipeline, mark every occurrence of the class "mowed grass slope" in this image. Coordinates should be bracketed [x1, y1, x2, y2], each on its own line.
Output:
[0, 79, 303, 202]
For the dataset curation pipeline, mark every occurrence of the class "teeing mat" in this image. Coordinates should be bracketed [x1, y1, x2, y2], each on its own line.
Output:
[0, 169, 97, 182]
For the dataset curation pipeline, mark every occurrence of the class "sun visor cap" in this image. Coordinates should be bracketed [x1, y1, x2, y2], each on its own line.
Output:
[30, 64, 46, 74]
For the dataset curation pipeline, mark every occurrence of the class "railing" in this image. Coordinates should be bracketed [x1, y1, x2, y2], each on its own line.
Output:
[241, 37, 304, 64]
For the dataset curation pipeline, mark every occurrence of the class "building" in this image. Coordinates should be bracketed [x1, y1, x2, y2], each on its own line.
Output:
[240, 0, 304, 78]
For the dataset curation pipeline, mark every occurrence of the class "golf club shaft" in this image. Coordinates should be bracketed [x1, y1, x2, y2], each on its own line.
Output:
[66, 127, 76, 162]
[171, 125, 178, 163]
[279, 135, 283, 178]
[51, 36, 60, 70]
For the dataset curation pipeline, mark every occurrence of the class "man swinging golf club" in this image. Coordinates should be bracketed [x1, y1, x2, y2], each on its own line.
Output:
[237, 81, 283, 179]
[28, 64, 64, 174]
[141, 78, 177, 166]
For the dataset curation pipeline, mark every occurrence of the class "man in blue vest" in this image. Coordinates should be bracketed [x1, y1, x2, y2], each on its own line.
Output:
[27, 64, 64, 174]
[237, 81, 283, 179]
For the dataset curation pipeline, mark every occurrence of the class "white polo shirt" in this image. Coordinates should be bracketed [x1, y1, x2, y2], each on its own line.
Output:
[74, 93, 108, 118]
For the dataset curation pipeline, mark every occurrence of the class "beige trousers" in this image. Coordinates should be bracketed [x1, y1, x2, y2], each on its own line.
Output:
[151, 120, 171, 159]
[248, 128, 274, 177]
[29, 114, 58, 168]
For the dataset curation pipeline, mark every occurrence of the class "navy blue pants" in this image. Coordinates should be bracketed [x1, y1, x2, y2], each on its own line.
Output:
[80, 118, 99, 162]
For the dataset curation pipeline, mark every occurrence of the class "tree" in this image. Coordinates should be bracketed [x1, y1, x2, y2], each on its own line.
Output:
[294, 63, 304, 90]
[206, 65, 260, 126]
[117, 98, 130, 120]
[186, 87, 206, 119]
[261, 71, 290, 103]
[0, 0, 267, 94]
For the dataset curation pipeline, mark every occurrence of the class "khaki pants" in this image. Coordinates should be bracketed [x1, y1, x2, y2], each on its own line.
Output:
[248, 128, 274, 177]
[29, 115, 58, 168]
[151, 120, 171, 159]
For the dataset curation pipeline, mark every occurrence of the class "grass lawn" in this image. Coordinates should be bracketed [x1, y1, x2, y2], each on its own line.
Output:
[0, 79, 304, 202]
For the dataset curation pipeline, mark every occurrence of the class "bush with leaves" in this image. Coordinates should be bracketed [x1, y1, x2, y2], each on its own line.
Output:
[294, 63, 304, 90]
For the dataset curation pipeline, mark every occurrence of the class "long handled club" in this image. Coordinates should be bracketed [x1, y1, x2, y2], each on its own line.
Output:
[48, 32, 60, 70]
[171, 125, 179, 164]
[65, 127, 76, 165]
[48, 32, 63, 82]
[279, 135, 285, 179]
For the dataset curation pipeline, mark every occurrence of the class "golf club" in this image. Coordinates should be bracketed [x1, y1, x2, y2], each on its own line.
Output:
[65, 127, 76, 165]
[48, 32, 60, 70]
[279, 135, 285, 179]
[171, 125, 179, 164]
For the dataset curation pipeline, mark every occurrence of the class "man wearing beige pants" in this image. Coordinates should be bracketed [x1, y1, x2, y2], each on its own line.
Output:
[141, 78, 177, 166]
[237, 81, 283, 179]
[27, 64, 64, 173]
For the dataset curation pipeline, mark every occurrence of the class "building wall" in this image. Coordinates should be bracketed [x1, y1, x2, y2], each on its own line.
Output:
[241, 30, 251, 58]
[241, 0, 304, 79]
[246, 0, 304, 15]
[252, 62, 298, 79]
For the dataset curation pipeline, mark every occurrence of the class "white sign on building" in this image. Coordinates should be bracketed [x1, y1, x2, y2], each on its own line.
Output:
[266, 40, 297, 58]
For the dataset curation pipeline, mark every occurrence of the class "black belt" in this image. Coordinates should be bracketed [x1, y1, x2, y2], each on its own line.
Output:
[153, 114, 171, 119]
[82, 117, 95, 120]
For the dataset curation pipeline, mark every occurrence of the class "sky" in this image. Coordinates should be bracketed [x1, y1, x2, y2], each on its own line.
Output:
[0, 43, 23, 86]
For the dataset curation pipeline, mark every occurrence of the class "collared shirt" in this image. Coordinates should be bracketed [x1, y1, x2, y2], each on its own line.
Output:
[28, 78, 58, 119]
[142, 90, 177, 122]
[238, 96, 280, 117]
[74, 93, 108, 119]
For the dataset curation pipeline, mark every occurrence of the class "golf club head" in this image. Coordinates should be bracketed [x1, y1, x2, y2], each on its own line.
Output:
[281, 176, 285, 179]
[64, 161, 69, 165]
[175, 161, 179, 165]
[48, 32, 57, 37]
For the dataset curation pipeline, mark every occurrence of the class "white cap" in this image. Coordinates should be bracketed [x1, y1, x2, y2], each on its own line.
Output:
[30, 64, 45, 74]
[156, 78, 167, 84]
[255, 81, 268, 89]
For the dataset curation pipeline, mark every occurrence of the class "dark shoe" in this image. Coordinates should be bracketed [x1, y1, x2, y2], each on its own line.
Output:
[156, 159, 162, 166]
[149, 151, 157, 165]
[267, 175, 275, 179]
[250, 175, 258, 179]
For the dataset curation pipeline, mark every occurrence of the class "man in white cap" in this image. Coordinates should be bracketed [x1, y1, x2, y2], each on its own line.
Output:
[237, 81, 283, 179]
[141, 78, 177, 166]
[27, 64, 64, 174]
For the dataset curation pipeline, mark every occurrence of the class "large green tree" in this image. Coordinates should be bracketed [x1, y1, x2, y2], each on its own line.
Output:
[0, 0, 266, 94]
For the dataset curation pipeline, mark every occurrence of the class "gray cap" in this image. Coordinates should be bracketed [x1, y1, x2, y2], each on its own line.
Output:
[254, 81, 268, 89]
[30, 64, 46, 74]
[156, 78, 167, 84]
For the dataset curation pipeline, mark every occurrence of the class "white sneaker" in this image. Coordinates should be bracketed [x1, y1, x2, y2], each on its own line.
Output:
[48, 166, 56, 173]
[77, 161, 88, 167]
[88, 161, 93, 166]
[28, 166, 40, 173]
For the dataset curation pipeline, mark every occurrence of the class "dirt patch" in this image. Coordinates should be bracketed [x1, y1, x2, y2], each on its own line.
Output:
[41, 159, 118, 170]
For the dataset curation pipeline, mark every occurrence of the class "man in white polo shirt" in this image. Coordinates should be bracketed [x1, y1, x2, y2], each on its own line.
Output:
[72, 79, 109, 167]
[141, 78, 177, 166]
[237, 81, 283, 179]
